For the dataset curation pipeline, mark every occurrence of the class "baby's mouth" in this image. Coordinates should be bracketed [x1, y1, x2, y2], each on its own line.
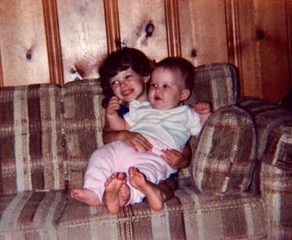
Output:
[154, 96, 162, 100]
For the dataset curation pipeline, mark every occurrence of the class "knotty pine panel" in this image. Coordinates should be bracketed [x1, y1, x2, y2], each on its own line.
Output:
[0, 0, 50, 86]
[254, 0, 290, 102]
[118, 0, 168, 62]
[238, 0, 291, 102]
[179, 0, 229, 66]
[57, 0, 107, 83]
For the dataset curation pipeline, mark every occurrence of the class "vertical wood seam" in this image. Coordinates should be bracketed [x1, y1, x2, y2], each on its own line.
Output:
[0, 48, 3, 87]
[42, 0, 64, 85]
[103, 0, 121, 54]
[225, 0, 242, 93]
[285, 0, 292, 85]
[225, 0, 241, 68]
[164, 0, 181, 57]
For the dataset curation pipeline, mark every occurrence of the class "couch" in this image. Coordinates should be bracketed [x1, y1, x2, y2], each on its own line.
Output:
[0, 63, 291, 239]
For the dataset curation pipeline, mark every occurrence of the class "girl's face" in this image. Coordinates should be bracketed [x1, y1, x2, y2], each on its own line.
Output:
[109, 68, 150, 103]
[148, 68, 190, 110]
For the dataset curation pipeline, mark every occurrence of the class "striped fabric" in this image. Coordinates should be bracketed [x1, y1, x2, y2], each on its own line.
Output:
[238, 96, 292, 239]
[62, 79, 105, 190]
[238, 97, 292, 160]
[1, 63, 290, 239]
[191, 105, 256, 195]
[0, 84, 65, 195]
[192, 63, 238, 111]
[0, 187, 267, 240]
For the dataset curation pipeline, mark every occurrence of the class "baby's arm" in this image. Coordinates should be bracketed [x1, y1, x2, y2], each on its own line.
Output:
[161, 142, 191, 169]
[106, 96, 129, 131]
[193, 102, 212, 126]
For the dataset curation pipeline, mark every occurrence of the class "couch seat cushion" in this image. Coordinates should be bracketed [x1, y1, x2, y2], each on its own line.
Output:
[0, 190, 67, 239]
[58, 185, 266, 240]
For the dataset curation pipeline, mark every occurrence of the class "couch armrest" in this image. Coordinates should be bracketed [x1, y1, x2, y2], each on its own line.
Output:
[238, 97, 292, 239]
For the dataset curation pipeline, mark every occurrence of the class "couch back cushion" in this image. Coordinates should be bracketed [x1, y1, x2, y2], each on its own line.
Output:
[191, 63, 238, 111]
[191, 105, 256, 195]
[0, 84, 65, 194]
[62, 79, 105, 189]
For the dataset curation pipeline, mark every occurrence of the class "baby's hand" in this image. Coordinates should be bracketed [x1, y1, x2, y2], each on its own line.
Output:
[193, 102, 211, 115]
[107, 96, 121, 115]
[160, 149, 185, 169]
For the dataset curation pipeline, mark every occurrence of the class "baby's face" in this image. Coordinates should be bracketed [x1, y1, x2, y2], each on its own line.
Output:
[148, 68, 189, 110]
[109, 68, 149, 103]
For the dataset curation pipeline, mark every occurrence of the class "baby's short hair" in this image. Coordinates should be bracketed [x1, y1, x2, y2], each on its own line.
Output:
[154, 57, 195, 92]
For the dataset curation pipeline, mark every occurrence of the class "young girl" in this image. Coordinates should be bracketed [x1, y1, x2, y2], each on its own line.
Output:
[71, 51, 211, 214]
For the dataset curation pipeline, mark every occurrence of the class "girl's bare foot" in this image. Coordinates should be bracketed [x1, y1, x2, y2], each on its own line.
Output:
[119, 182, 130, 207]
[104, 172, 127, 214]
[128, 167, 164, 211]
[70, 188, 101, 206]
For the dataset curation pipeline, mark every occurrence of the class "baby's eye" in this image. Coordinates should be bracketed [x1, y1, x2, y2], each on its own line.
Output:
[150, 83, 157, 88]
[162, 84, 170, 89]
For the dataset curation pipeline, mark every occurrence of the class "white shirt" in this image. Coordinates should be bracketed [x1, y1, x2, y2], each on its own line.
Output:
[124, 100, 202, 151]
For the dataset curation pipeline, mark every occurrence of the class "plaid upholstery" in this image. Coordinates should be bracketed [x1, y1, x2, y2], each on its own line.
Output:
[0, 188, 266, 240]
[191, 63, 238, 111]
[238, 97, 292, 239]
[191, 105, 256, 195]
[0, 63, 290, 239]
[62, 79, 105, 190]
[0, 85, 65, 195]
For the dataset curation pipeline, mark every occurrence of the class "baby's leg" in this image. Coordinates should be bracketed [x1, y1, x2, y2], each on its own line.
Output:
[128, 167, 165, 211]
[103, 172, 130, 214]
[70, 188, 101, 206]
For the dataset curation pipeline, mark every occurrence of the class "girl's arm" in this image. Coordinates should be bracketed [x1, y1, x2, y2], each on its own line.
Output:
[103, 97, 152, 151]
[106, 96, 129, 131]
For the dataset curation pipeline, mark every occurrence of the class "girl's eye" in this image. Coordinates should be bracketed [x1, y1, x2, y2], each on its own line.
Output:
[110, 81, 119, 86]
[125, 74, 133, 80]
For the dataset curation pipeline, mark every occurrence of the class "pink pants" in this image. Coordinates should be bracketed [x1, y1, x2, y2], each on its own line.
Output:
[83, 138, 176, 205]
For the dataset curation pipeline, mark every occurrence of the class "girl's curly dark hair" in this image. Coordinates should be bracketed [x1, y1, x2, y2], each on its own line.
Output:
[99, 48, 153, 108]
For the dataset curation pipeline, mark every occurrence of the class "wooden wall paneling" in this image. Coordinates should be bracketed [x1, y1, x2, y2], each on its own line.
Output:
[287, 0, 292, 87]
[179, 0, 229, 66]
[236, 0, 262, 98]
[43, 0, 64, 85]
[225, 0, 241, 68]
[164, 0, 181, 57]
[104, 0, 121, 53]
[0, 48, 3, 87]
[57, 0, 107, 83]
[0, 0, 50, 86]
[118, 0, 168, 62]
[254, 0, 291, 102]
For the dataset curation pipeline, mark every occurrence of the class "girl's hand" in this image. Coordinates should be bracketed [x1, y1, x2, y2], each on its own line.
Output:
[107, 96, 121, 115]
[160, 149, 188, 169]
[119, 131, 153, 152]
[193, 102, 211, 115]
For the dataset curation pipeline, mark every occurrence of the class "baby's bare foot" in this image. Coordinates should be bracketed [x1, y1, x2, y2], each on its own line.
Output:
[70, 188, 101, 206]
[128, 167, 164, 211]
[104, 172, 126, 214]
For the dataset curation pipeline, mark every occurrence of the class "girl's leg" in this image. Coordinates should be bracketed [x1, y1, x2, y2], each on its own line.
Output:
[103, 172, 130, 214]
[70, 188, 101, 206]
[128, 167, 165, 211]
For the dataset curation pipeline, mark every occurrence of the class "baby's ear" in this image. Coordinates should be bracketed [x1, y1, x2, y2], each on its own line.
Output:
[180, 89, 191, 101]
[143, 75, 151, 83]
